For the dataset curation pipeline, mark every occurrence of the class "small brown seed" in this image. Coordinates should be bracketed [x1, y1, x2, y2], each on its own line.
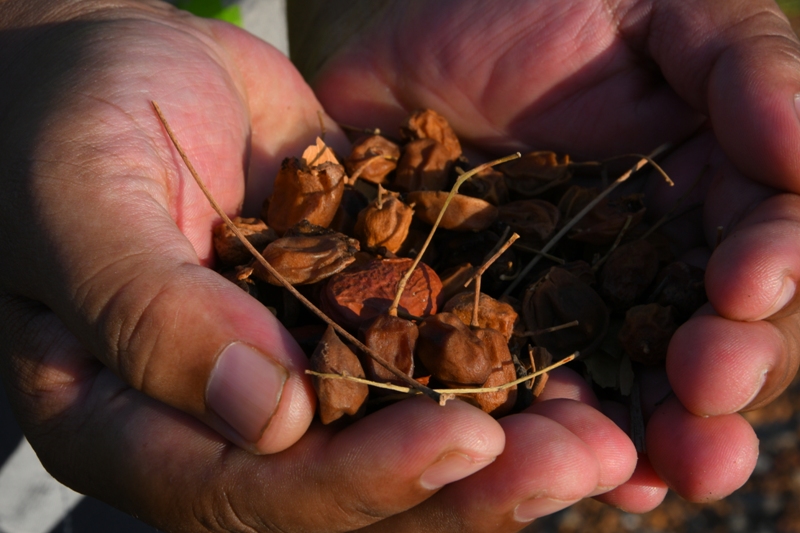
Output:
[408, 190, 498, 231]
[255, 231, 360, 285]
[345, 135, 400, 184]
[310, 325, 369, 424]
[400, 108, 462, 160]
[417, 312, 492, 387]
[354, 188, 414, 253]
[443, 291, 519, 342]
[213, 217, 277, 266]
[394, 138, 454, 192]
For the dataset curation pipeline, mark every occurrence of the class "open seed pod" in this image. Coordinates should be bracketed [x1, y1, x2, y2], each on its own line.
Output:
[354, 187, 414, 253]
[344, 134, 400, 184]
[394, 138, 454, 192]
[255, 231, 360, 285]
[523, 266, 609, 359]
[599, 240, 660, 312]
[408, 190, 498, 231]
[417, 312, 492, 387]
[321, 257, 442, 329]
[310, 325, 369, 424]
[618, 303, 678, 365]
[400, 108, 462, 160]
[267, 156, 346, 234]
[213, 217, 277, 266]
[499, 151, 571, 197]
[443, 291, 519, 342]
[359, 314, 418, 385]
[497, 199, 560, 248]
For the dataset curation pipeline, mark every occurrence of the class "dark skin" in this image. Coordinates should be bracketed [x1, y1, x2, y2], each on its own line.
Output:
[0, 0, 796, 531]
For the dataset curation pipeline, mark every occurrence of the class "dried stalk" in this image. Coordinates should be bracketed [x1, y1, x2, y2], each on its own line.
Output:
[465, 232, 520, 288]
[502, 146, 672, 297]
[388, 152, 521, 316]
[151, 101, 441, 403]
[591, 215, 634, 272]
[307, 354, 576, 395]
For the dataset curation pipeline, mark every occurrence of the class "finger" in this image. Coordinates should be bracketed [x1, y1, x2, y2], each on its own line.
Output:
[361, 412, 604, 532]
[646, 395, 759, 503]
[593, 454, 668, 514]
[645, 0, 800, 191]
[667, 314, 798, 415]
[526, 399, 637, 496]
[534, 367, 602, 409]
[0, 297, 505, 533]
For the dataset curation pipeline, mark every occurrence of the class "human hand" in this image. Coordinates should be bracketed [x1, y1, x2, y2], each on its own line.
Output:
[290, 0, 800, 518]
[0, 1, 639, 531]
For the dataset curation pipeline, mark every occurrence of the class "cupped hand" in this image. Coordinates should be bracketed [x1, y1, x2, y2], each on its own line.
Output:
[0, 1, 637, 531]
[293, 0, 800, 513]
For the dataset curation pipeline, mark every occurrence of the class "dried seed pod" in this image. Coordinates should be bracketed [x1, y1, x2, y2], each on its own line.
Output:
[438, 263, 475, 303]
[459, 167, 509, 206]
[267, 157, 346, 234]
[618, 304, 678, 365]
[500, 151, 571, 197]
[322, 258, 442, 329]
[407, 190, 498, 231]
[213, 217, 277, 266]
[561, 187, 646, 245]
[354, 188, 414, 253]
[497, 199, 560, 248]
[599, 240, 660, 312]
[344, 135, 400, 184]
[394, 138, 453, 192]
[523, 266, 609, 358]
[310, 325, 369, 424]
[650, 261, 707, 320]
[254, 232, 360, 285]
[400, 108, 462, 160]
[470, 328, 517, 417]
[443, 291, 519, 342]
[360, 314, 418, 385]
[417, 312, 492, 387]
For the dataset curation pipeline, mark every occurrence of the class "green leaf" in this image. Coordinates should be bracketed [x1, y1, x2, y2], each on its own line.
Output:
[177, 0, 243, 27]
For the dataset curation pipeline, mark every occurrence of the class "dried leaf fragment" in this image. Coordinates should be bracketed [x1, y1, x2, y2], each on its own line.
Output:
[310, 325, 368, 424]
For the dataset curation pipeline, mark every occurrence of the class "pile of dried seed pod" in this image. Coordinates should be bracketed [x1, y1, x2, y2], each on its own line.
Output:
[213, 109, 706, 426]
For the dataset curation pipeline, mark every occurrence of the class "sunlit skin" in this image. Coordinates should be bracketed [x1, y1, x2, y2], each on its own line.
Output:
[0, 0, 797, 531]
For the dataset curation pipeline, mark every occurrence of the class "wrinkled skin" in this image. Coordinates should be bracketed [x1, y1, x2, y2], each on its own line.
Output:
[0, 0, 795, 531]
[294, 0, 800, 525]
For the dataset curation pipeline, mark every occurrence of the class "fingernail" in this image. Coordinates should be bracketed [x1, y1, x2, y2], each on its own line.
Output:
[419, 452, 495, 490]
[207, 342, 288, 443]
[514, 497, 575, 522]
[756, 275, 796, 320]
[732, 368, 768, 413]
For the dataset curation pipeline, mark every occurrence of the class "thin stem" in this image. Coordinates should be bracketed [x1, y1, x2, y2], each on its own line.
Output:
[152, 101, 441, 403]
[502, 146, 671, 297]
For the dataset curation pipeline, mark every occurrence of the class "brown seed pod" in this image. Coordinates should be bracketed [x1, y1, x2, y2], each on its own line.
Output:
[354, 188, 414, 253]
[561, 186, 646, 245]
[460, 167, 510, 206]
[407, 190, 498, 231]
[344, 135, 400, 184]
[443, 291, 519, 342]
[400, 108, 462, 160]
[330, 186, 370, 236]
[650, 261, 707, 320]
[618, 304, 678, 365]
[499, 151, 571, 197]
[438, 263, 476, 304]
[523, 266, 609, 358]
[359, 314, 418, 385]
[321, 257, 442, 329]
[497, 199, 560, 248]
[394, 138, 454, 192]
[470, 327, 517, 417]
[254, 232, 360, 285]
[267, 156, 346, 234]
[417, 312, 492, 387]
[213, 217, 277, 266]
[310, 325, 369, 424]
[599, 240, 660, 312]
